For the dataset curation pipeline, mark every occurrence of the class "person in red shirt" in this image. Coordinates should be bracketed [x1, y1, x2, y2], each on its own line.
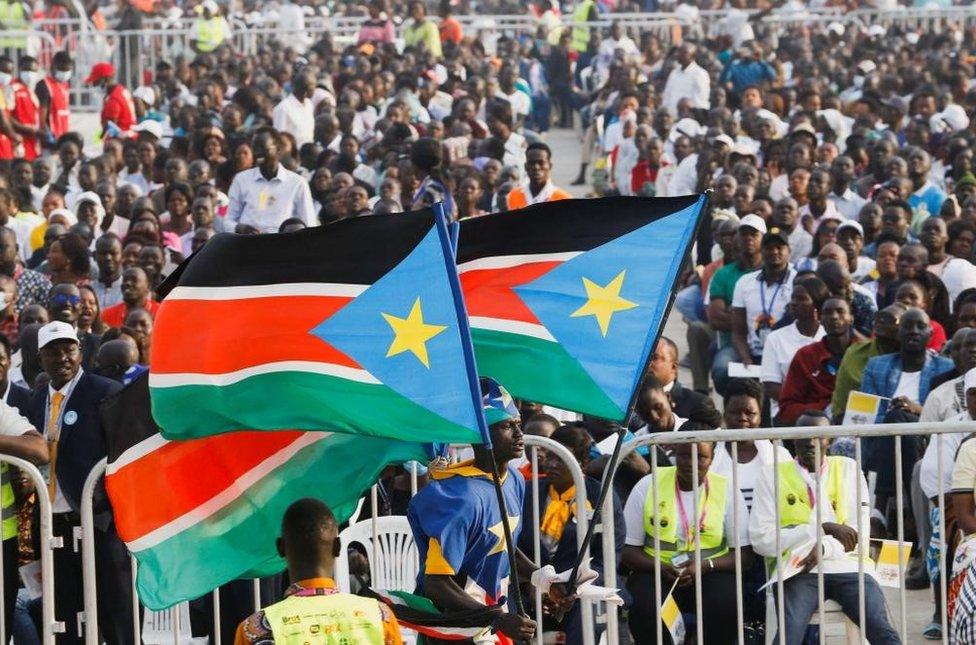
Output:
[85, 62, 135, 139]
[630, 129, 668, 197]
[0, 56, 23, 161]
[437, 0, 463, 45]
[37, 50, 73, 145]
[101, 266, 160, 328]
[9, 55, 41, 161]
[777, 297, 854, 425]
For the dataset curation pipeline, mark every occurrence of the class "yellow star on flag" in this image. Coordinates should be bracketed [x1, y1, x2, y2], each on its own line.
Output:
[570, 270, 638, 336]
[487, 515, 521, 555]
[381, 297, 447, 368]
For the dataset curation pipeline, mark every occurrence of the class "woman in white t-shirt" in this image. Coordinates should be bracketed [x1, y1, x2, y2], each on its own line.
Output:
[760, 276, 829, 419]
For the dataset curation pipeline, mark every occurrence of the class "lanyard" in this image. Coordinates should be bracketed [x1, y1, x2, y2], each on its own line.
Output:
[675, 476, 710, 544]
[794, 458, 827, 510]
[758, 273, 785, 320]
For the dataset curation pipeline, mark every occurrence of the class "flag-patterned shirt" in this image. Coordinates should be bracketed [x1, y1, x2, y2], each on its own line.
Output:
[407, 461, 525, 606]
[233, 577, 402, 645]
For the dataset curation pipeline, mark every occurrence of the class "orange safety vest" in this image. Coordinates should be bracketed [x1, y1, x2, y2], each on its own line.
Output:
[507, 185, 572, 210]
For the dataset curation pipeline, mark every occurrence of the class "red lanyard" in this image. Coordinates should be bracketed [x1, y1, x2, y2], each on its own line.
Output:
[675, 476, 710, 543]
[794, 459, 827, 509]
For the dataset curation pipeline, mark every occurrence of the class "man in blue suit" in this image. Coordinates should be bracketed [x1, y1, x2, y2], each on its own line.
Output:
[29, 321, 133, 645]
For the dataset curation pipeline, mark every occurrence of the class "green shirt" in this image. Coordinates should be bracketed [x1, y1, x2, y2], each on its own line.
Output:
[831, 339, 884, 419]
[403, 19, 442, 58]
[708, 260, 758, 346]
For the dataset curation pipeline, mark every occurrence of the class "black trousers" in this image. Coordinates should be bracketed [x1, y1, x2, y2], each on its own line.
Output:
[864, 409, 922, 497]
[1, 536, 17, 643]
[626, 570, 739, 645]
[52, 513, 135, 645]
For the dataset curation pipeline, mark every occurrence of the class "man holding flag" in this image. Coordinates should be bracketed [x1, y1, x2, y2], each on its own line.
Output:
[408, 378, 592, 644]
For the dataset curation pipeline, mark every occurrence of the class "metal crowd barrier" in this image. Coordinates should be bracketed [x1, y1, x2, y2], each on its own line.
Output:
[601, 420, 976, 645]
[0, 456, 61, 645]
[76, 435, 605, 645]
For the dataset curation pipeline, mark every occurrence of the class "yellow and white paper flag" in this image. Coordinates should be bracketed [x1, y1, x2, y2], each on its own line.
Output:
[873, 539, 912, 588]
[661, 578, 685, 644]
[842, 391, 888, 426]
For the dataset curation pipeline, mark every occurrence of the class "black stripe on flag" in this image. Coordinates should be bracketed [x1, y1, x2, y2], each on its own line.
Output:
[456, 195, 700, 263]
[157, 208, 437, 296]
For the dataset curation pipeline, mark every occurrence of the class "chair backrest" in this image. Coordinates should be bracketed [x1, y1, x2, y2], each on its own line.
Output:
[334, 515, 419, 594]
[142, 602, 194, 645]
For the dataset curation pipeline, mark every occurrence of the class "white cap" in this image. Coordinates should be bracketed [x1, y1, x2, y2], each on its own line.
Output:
[132, 85, 156, 106]
[867, 24, 886, 38]
[837, 220, 864, 237]
[670, 117, 704, 141]
[965, 366, 976, 393]
[132, 120, 163, 140]
[738, 214, 767, 235]
[857, 60, 877, 75]
[826, 21, 844, 36]
[711, 133, 734, 149]
[932, 104, 970, 133]
[201, 0, 219, 13]
[38, 321, 78, 350]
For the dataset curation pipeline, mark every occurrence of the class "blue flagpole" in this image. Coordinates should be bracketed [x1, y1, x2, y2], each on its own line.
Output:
[430, 202, 526, 617]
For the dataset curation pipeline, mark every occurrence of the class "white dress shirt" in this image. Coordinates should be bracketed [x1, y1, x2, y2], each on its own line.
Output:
[272, 94, 315, 149]
[662, 62, 710, 115]
[749, 456, 872, 575]
[227, 165, 315, 233]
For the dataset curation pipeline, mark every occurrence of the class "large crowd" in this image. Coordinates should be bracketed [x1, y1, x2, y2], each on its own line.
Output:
[0, 0, 975, 643]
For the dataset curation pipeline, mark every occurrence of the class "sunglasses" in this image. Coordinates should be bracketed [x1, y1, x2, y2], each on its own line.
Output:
[51, 294, 81, 307]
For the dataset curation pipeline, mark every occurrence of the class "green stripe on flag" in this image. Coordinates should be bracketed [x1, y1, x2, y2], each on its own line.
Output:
[150, 371, 484, 443]
[472, 327, 624, 419]
[131, 433, 425, 610]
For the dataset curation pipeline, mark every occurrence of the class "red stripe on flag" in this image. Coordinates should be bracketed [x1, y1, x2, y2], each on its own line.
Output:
[459, 261, 560, 324]
[151, 296, 359, 374]
[106, 430, 305, 543]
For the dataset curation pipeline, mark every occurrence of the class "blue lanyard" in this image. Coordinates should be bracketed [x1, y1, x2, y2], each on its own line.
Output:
[759, 274, 785, 320]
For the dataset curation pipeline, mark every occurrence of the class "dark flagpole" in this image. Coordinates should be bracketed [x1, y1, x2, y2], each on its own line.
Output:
[565, 192, 711, 594]
[431, 202, 527, 617]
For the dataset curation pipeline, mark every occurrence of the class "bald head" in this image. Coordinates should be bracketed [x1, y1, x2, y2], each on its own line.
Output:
[95, 339, 139, 382]
[816, 259, 851, 299]
[817, 242, 847, 266]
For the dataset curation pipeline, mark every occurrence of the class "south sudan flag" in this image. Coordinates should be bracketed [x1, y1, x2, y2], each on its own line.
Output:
[103, 374, 426, 609]
[149, 208, 485, 444]
[458, 195, 704, 421]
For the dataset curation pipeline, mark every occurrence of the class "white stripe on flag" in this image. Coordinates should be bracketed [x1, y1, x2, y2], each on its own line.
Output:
[165, 283, 367, 301]
[126, 432, 330, 552]
[149, 361, 380, 388]
[107, 433, 170, 476]
[468, 317, 555, 342]
[457, 252, 580, 273]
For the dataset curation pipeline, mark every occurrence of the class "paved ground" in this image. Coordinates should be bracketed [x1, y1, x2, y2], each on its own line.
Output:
[543, 124, 940, 643]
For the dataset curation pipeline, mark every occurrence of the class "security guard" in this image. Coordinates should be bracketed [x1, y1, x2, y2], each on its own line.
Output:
[234, 498, 403, 645]
[191, 0, 231, 54]
[622, 438, 750, 644]
[569, 0, 597, 68]
[748, 430, 900, 644]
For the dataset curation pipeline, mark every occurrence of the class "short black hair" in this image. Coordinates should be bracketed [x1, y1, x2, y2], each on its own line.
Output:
[281, 498, 337, 549]
[526, 141, 553, 161]
[723, 377, 763, 409]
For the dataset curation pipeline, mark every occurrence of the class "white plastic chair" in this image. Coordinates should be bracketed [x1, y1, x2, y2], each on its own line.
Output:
[141, 602, 207, 645]
[808, 599, 860, 644]
[333, 516, 420, 645]
[764, 595, 860, 644]
[334, 515, 419, 593]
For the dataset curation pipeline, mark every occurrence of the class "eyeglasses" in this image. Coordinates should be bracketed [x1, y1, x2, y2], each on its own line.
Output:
[51, 294, 80, 307]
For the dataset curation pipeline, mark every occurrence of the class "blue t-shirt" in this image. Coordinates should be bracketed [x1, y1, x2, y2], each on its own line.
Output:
[408, 461, 525, 605]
